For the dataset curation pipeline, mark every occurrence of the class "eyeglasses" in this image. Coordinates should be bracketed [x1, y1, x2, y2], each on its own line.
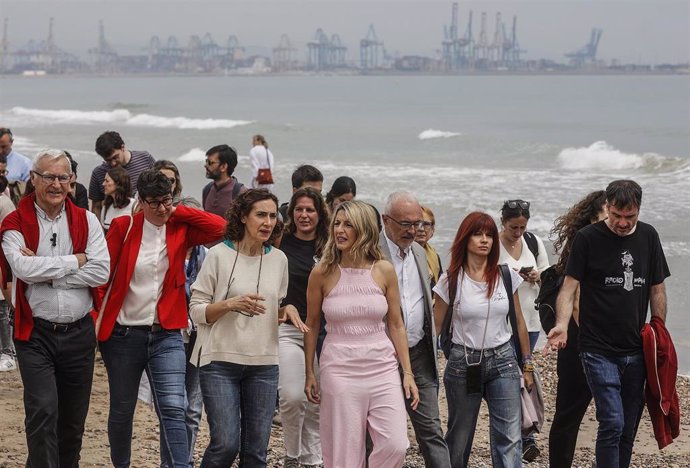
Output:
[204, 159, 219, 167]
[504, 200, 530, 210]
[143, 197, 174, 209]
[166, 177, 176, 185]
[31, 171, 71, 184]
[385, 215, 425, 230]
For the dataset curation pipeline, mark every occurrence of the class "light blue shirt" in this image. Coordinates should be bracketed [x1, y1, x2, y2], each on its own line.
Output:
[7, 150, 32, 182]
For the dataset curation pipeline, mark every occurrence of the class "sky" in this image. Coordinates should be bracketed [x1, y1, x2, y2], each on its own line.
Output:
[1, 0, 688, 64]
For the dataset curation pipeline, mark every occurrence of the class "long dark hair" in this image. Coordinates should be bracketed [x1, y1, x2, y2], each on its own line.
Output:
[447, 211, 501, 299]
[224, 189, 281, 245]
[550, 190, 606, 274]
[104, 166, 132, 211]
[284, 187, 330, 257]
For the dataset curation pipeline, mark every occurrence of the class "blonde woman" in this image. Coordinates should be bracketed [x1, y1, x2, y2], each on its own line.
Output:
[304, 200, 419, 468]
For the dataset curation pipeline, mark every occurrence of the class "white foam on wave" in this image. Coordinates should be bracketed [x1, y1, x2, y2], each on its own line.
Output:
[178, 148, 207, 162]
[9, 107, 254, 130]
[418, 129, 461, 140]
[557, 141, 674, 171]
[178, 148, 249, 162]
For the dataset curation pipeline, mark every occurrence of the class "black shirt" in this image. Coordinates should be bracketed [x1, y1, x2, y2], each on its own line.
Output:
[566, 220, 670, 356]
[279, 233, 317, 322]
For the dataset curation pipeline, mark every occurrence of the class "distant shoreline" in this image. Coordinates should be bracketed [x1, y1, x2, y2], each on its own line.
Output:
[2, 69, 689, 79]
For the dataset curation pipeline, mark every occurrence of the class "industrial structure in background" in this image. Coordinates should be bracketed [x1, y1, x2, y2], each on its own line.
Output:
[0, 4, 684, 75]
[565, 28, 603, 67]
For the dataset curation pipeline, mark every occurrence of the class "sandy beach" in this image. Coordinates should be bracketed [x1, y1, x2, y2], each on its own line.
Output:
[1, 352, 688, 467]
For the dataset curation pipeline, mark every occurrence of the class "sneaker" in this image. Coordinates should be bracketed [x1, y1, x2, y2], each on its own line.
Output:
[522, 442, 540, 463]
[0, 354, 16, 372]
[283, 457, 299, 468]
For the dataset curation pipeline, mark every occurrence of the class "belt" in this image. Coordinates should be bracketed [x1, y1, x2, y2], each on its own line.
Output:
[114, 323, 172, 333]
[33, 315, 91, 333]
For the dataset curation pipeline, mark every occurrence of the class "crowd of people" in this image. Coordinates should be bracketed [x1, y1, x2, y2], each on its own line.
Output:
[0, 126, 674, 468]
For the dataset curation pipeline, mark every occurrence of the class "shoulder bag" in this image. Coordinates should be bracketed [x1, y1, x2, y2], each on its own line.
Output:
[256, 147, 274, 185]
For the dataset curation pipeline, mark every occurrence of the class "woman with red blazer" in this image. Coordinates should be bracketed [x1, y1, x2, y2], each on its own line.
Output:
[96, 170, 225, 468]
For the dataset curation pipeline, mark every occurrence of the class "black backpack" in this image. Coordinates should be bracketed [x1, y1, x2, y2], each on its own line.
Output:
[534, 265, 563, 334]
[523, 231, 539, 260]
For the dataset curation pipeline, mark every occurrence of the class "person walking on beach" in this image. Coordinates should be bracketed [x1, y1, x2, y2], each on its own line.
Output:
[0, 149, 110, 467]
[305, 200, 418, 468]
[202, 144, 246, 218]
[250, 134, 275, 191]
[415, 205, 442, 290]
[96, 170, 225, 468]
[0, 127, 32, 181]
[380, 191, 451, 468]
[547, 190, 607, 468]
[547, 180, 670, 468]
[89, 131, 155, 220]
[433, 211, 533, 468]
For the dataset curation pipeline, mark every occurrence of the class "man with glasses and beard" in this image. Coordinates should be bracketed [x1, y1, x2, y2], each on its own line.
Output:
[202, 144, 247, 218]
[378, 191, 451, 468]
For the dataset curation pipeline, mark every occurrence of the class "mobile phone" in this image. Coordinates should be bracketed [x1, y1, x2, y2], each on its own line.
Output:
[466, 363, 482, 394]
[519, 266, 534, 274]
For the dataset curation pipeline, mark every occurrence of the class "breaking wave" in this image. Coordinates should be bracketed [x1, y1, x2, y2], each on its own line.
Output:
[178, 148, 248, 162]
[8, 107, 254, 130]
[418, 129, 461, 140]
[557, 141, 687, 172]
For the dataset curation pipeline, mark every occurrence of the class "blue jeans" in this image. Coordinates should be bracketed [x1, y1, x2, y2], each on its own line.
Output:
[100, 326, 189, 468]
[581, 351, 646, 468]
[444, 341, 522, 468]
[185, 351, 203, 467]
[199, 361, 279, 468]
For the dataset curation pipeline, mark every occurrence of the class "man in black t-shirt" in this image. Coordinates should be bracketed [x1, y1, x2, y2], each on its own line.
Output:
[547, 180, 670, 468]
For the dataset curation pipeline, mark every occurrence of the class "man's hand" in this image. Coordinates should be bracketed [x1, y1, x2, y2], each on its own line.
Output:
[75, 253, 87, 268]
[545, 324, 568, 355]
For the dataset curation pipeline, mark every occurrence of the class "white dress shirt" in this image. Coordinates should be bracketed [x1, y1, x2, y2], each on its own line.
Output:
[2, 203, 110, 323]
[384, 231, 425, 347]
[118, 219, 169, 326]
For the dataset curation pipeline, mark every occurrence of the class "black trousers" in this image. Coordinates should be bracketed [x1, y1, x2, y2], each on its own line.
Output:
[14, 316, 96, 468]
[548, 341, 592, 468]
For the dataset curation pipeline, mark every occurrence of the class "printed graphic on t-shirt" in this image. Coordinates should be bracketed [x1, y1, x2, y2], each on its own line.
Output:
[604, 250, 646, 292]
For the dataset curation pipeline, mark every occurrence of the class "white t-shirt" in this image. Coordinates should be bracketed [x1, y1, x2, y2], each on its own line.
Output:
[434, 268, 522, 349]
[101, 198, 135, 231]
[498, 235, 549, 332]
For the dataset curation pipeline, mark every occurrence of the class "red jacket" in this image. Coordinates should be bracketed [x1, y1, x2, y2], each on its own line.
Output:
[641, 316, 680, 449]
[95, 205, 225, 341]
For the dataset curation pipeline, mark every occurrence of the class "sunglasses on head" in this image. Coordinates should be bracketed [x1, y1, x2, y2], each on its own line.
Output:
[503, 200, 530, 210]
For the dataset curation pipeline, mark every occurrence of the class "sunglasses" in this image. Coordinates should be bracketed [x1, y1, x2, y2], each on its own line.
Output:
[503, 200, 530, 210]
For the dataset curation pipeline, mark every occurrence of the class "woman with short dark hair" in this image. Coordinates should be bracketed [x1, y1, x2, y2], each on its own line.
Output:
[190, 189, 290, 467]
[96, 170, 226, 468]
[325, 176, 356, 211]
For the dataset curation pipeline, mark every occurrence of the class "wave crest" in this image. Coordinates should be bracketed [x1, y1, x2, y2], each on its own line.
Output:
[557, 141, 685, 172]
[418, 129, 461, 140]
[9, 107, 253, 130]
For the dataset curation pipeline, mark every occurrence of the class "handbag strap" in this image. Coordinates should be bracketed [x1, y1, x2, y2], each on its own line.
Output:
[95, 215, 134, 336]
[265, 147, 271, 170]
[500, 264, 524, 368]
[440, 270, 457, 344]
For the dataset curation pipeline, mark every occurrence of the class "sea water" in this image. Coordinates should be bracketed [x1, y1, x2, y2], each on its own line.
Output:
[1, 74, 688, 371]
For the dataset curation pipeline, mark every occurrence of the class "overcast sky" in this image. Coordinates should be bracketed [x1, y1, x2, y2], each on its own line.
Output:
[2, 0, 688, 64]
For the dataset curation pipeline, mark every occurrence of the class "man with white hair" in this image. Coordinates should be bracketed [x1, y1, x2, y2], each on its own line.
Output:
[0, 149, 109, 467]
[379, 191, 451, 468]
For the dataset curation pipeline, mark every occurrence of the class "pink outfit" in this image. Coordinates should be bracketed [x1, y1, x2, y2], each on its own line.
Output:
[320, 266, 409, 468]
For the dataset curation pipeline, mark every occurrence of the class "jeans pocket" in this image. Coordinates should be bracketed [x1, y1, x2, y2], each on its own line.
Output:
[110, 326, 130, 338]
[496, 353, 520, 379]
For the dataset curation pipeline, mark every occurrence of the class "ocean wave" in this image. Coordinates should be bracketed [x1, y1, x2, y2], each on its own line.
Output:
[557, 141, 687, 172]
[8, 107, 254, 130]
[178, 148, 249, 162]
[418, 129, 461, 140]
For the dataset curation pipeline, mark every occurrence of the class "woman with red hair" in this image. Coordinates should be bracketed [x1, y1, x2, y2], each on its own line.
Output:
[433, 211, 534, 468]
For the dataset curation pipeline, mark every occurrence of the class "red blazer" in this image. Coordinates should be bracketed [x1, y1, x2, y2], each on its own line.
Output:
[641, 316, 680, 449]
[96, 205, 225, 341]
